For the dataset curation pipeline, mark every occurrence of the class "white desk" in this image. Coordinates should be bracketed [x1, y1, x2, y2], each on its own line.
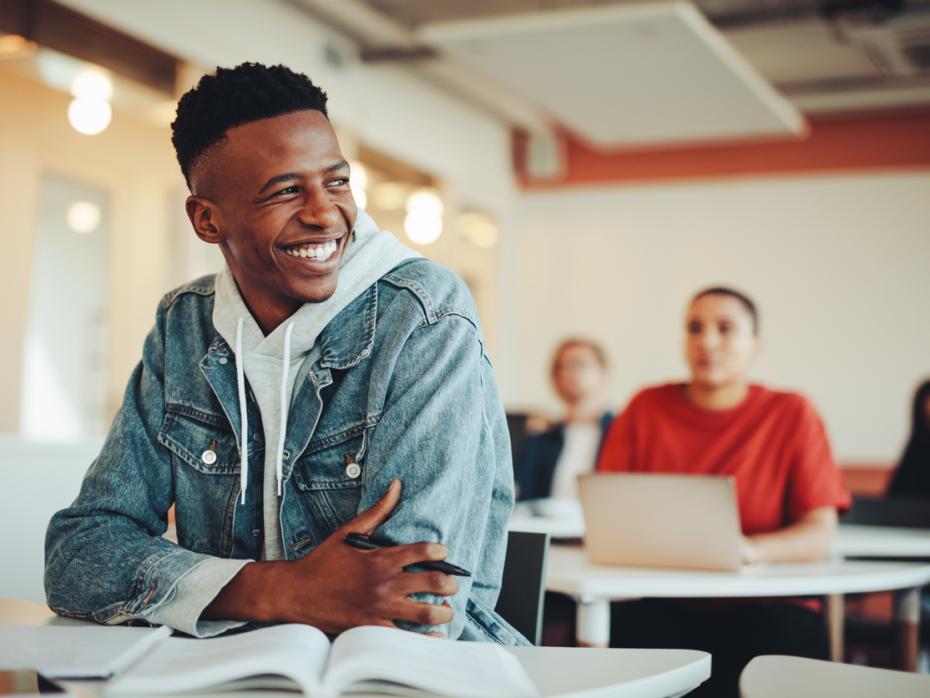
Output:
[739, 654, 930, 698]
[833, 524, 930, 559]
[828, 524, 930, 669]
[544, 544, 930, 671]
[0, 598, 710, 698]
[509, 514, 585, 539]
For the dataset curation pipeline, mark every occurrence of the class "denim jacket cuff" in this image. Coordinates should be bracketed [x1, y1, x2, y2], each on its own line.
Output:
[128, 550, 251, 637]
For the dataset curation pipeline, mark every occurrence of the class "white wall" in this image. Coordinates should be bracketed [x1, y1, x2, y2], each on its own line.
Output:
[0, 436, 103, 602]
[500, 171, 930, 462]
[0, 68, 182, 431]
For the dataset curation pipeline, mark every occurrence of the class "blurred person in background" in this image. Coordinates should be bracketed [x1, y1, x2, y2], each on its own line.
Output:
[515, 338, 612, 507]
[597, 286, 850, 698]
[887, 378, 930, 496]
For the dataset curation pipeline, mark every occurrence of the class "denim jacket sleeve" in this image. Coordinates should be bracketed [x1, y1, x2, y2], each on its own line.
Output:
[357, 305, 524, 644]
[44, 301, 248, 636]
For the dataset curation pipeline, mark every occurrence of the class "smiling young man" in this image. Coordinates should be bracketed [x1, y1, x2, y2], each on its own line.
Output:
[597, 286, 850, 697]
[44, 63, 523, 644]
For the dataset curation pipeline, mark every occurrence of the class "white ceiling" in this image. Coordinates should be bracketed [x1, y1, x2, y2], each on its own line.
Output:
[421, 2, 804, 148]
[288, 0, 930, 146]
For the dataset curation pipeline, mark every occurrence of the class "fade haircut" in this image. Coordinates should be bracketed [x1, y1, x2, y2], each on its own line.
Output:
[171, 62, 329, 188]
[691, 286, 759, 336]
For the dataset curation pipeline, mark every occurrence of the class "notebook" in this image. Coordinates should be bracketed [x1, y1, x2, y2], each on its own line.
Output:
[0, 624, 171, 678]
[578, 472, 743, 571]
[105, 623, 539, 697]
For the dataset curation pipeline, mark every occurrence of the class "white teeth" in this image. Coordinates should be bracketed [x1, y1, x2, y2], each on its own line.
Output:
[284, 239, 338, 261]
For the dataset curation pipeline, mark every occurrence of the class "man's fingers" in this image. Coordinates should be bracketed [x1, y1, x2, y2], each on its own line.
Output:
[393, 599, 454, 627]
[383, 541, 448, 568]
[341, 480, 401, 536]
[396, 570, 459, 597]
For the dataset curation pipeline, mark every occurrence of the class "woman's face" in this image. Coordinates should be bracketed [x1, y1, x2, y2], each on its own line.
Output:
[684, 294, 760, 390]
[553, 344, 605, 405]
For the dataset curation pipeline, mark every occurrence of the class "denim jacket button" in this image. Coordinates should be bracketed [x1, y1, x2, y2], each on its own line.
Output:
[345, 462, 361, 479]
[218, 357, 228, 365]
[201, 449, 217, 465]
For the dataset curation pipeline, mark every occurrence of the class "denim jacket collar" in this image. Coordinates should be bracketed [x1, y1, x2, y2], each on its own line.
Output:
[318, 283, 378, 370]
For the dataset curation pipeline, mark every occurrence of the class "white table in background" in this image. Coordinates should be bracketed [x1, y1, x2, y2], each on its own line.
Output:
[544, 544, 930, 671]
[0, 598, 710, 698]
[829, 524, 930, 669]
[833, 524, 930, 559]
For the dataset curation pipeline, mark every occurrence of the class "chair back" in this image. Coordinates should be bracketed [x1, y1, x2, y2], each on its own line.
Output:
[842, 495, 930, 528]
[494, 530, 550, 645]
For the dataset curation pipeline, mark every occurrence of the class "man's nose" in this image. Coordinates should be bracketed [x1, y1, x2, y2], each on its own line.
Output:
[296, 189, 340, 229]
[699, 329, 720, 348]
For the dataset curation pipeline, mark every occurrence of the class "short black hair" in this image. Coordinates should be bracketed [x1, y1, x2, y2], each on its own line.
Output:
[691, 286, 759, 335]
[171, 62, 329, 188]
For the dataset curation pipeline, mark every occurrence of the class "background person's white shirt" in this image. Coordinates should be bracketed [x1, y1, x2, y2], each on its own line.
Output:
[550, 422, 601, 501]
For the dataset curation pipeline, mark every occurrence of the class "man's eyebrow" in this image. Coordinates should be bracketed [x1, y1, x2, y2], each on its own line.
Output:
[257, 173, 300, 195]
[327, 159, 350, 174]
[256, 160, 350, 195]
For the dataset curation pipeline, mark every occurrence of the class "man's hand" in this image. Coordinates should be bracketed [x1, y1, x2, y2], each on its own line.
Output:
[203, 480, 458, 633]
[739, 535, 763, 566]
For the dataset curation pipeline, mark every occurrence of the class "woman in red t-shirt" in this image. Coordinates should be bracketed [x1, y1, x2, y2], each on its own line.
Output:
[597, 286, 850, 698]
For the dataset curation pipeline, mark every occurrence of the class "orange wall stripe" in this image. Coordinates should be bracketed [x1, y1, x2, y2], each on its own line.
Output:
[513, 108, 930, 189]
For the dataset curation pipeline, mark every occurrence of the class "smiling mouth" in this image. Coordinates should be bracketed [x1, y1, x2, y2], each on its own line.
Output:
[281, 236, 343, 263]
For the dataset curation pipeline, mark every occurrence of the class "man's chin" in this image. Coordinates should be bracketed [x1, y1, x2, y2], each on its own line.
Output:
[293, 277, 339, 304]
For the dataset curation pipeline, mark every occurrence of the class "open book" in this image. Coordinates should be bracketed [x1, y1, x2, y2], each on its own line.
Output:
[105, 624, 539, 697]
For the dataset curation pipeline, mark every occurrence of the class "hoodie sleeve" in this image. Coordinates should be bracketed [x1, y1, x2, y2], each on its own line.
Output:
[44, 299, 250, 636]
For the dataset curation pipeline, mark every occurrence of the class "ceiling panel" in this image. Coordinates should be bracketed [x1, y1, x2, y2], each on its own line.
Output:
[420, 2, 805, 147]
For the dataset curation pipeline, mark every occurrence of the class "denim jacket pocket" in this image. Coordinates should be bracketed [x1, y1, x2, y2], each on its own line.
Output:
[291, 421, 372, 536]
[158, 405, 242, 475]
[158, 405, 247, 555]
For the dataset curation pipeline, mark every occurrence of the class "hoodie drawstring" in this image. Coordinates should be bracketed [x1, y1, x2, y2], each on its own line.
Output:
[234, 319, 295, 503]
[235, 318, 249, 505]
[277, 322, 295, 496]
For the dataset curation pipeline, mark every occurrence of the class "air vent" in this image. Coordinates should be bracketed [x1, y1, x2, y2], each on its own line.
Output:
[836, 11, 930, 76]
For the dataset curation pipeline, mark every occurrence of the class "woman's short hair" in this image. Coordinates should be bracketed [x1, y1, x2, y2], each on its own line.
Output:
[550, 338, 609, 378]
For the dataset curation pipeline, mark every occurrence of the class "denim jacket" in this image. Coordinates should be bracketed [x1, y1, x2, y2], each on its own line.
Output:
[45, 258, 526, 645]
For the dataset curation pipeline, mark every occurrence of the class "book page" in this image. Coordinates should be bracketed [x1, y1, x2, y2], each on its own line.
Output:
[323, 627, 539, 697]
[105, 624, 329, 695]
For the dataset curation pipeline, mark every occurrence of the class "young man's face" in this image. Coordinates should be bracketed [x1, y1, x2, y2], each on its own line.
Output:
[187, 110, 357, 328]
[552, 344, 605, 406]
[684, 294, 759, 390]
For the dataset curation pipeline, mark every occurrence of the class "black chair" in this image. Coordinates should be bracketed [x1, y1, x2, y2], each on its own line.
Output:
[842, 495, 930, 529]
[495, 530, 550, 645]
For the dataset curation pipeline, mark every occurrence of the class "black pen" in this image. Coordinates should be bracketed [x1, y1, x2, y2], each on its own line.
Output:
[343, 532, 472, 577]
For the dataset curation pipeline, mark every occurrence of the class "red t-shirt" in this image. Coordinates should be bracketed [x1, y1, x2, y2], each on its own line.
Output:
[597, 383, 850, 535]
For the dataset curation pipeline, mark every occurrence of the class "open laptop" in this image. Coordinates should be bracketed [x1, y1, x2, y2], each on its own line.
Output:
[577, 472, 743, 571]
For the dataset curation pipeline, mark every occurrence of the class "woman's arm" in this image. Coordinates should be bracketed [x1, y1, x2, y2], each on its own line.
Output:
[741, 506, 838, 564]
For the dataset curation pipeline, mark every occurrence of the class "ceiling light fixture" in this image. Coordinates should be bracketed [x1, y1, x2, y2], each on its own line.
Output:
[67, 68, 113, 136]
[404, 189, 443, 245]
[65, 201, 101, 234]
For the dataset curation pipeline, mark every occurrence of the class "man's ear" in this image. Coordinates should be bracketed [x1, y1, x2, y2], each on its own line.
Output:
[752, 336, 765, 361]
[186, 195, 223, 244]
